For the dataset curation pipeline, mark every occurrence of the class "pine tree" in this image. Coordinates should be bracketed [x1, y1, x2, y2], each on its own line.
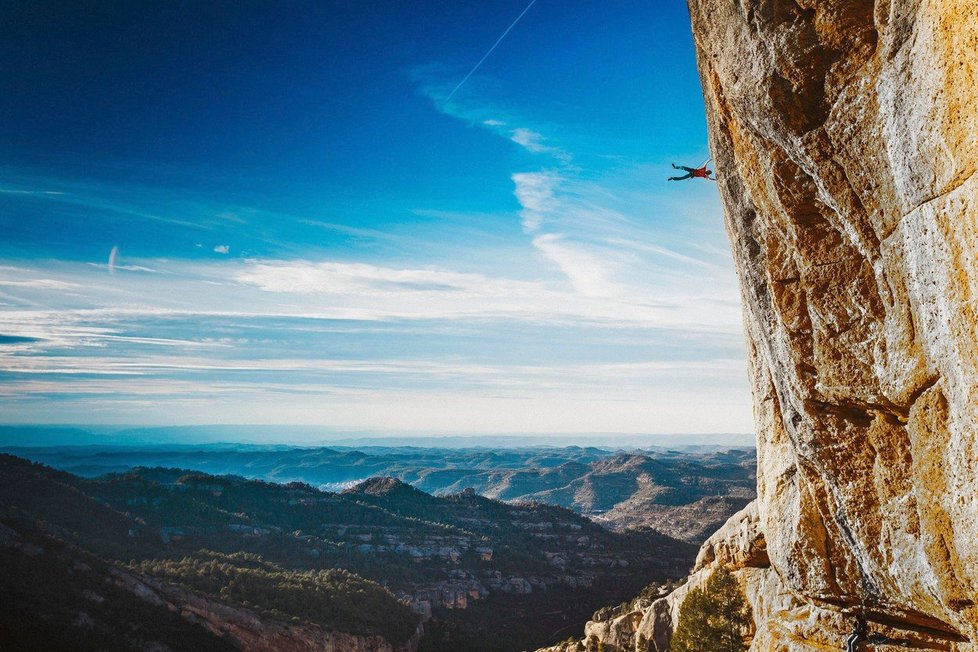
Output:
[636, 633, 651, 652]
[670, 568, 751, 652]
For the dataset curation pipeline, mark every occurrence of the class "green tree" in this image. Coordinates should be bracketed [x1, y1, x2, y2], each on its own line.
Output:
[671, 568, 751, 652]
[636, 633, 651, 652]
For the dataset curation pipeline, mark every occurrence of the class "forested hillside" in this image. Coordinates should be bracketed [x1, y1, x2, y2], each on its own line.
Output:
[0, 454, 697, 652]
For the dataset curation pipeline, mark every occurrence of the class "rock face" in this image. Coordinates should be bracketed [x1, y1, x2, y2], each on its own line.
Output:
[686, 0, 978, 649]
[534, 503, 771, 652]
[535, 4, 977, 650]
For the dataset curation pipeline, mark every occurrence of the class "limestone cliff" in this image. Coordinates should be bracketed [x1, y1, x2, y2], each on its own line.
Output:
[686, 0, 978, 649]
[539, 2, 977, 650]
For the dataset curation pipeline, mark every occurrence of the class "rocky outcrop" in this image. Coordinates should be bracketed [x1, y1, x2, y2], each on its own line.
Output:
[684, 0, 978, 649]
[643, 504, 771, 651]
[693, 500, 768, 571]
[537, 498, 973, 651]
[534, 503, 770, 652]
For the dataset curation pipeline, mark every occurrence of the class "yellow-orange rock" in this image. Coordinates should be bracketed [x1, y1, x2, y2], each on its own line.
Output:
[686, 0, 978, 649]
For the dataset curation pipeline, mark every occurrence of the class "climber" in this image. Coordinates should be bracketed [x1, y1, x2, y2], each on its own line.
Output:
[867, 632, 914, 647]
[845, 615, 867, 652]
[668, 162, 717, 181]
[845, 614, 915, 650]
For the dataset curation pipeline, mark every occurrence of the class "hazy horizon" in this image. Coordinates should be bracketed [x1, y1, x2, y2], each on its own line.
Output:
[0, 424, 755, 449]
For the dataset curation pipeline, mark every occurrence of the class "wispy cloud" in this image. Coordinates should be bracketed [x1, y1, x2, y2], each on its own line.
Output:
[509, 128, 572, 164]
[509, 128, 546, 152]
[529, 234, 620, 297]
[510, 170, 628, 297]
[414, 67, 572, 165]
[604, 237, 721, 271]
[414, 71, 731, 306]
[237, 259, 540, 298]
[512, 171, 560, 232]
[0, 187, 65, 196]
[3, 180, 212, 231]
[0, 286, 750, 432]
[0, 254, 742, 339]
[0, 251, 750, 432]
[300, 219, 405, 243]
[0, 278, 80, 290]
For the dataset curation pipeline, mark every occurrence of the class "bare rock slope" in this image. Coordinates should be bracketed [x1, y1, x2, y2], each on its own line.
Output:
[685, 0, 977, 649]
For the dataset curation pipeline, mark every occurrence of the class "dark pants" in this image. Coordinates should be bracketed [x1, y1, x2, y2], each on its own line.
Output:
[669, 164, 697, 181]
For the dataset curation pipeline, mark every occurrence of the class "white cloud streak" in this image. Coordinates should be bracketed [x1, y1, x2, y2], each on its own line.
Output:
[509, 128, 572, 164]
[530, 234, 619, 297]
[108, 246, 119, 274]
[604, 238, 721, 271]
[512, 171, 560, 232]
[0, 253, 751, 433]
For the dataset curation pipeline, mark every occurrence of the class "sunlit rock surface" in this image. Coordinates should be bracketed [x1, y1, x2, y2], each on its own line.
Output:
[535, 2, 976, 650]
[686, 0, 978, 648]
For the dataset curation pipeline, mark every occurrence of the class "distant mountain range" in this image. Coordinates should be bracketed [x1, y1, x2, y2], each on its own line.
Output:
[0, 425, 755, 448]
[0, 454, 695, 652]
[5, 445, 756, 542]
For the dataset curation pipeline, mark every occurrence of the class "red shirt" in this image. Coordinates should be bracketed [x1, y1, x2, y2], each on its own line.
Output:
[692, 166, 712, 178]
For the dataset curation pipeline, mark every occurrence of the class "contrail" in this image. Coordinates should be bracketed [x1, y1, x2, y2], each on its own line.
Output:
[108, 246, 119, 274]
[444, 0, 538, 103]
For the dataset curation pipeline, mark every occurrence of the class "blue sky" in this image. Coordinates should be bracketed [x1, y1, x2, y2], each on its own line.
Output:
[0, 1, 752, 437]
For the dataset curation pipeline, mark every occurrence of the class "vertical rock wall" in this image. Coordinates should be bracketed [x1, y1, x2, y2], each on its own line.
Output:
[687, 0, 978, 648]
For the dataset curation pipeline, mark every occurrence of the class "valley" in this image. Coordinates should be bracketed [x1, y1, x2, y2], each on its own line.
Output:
[5, 444, 756, 543]
[0, 451, 720, 651]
